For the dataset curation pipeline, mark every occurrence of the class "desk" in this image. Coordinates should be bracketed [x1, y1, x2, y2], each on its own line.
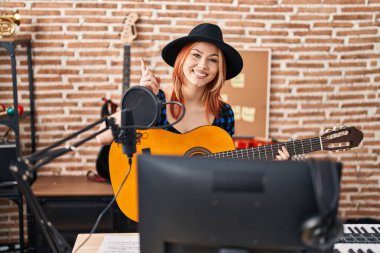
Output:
[73, 233, 139, 253]
[28, 176, 137, 253]
[32, 175, 114, 197]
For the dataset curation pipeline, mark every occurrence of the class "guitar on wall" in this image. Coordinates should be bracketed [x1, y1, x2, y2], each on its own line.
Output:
[121, 12, 138, 93]
[95, 13, 138, 181]
[109, 125, 363, 222]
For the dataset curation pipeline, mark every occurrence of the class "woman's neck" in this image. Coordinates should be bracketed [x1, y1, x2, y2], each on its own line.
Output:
[181, 84, 205, 104]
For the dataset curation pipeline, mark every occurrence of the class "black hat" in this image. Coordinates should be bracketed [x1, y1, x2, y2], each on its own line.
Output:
[161, 23, 243, 80]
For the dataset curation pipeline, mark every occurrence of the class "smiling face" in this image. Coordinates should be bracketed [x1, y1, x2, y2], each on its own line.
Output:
[182, 42, 220, 88]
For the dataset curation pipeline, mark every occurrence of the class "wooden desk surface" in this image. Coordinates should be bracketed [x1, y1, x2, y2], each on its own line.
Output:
[31, 175, 114, 197]
[73, 233, 139, 253]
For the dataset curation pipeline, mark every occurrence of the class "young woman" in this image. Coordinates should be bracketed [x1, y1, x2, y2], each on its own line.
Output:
[97, 23, 289, 160]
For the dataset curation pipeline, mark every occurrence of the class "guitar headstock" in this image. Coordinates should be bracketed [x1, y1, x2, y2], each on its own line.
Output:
[121, 13, 138, 45]
[321, 126, 363, 151]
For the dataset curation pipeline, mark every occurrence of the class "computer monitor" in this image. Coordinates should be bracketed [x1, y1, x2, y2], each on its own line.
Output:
[137, 155, 342, 253]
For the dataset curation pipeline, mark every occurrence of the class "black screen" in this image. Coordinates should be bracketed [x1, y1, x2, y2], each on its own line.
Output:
[137, 155, 342, 253]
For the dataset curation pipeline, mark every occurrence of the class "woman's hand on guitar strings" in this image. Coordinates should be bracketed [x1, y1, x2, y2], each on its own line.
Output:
[276, 146, 290, 160]
[140, 58, 161, 95]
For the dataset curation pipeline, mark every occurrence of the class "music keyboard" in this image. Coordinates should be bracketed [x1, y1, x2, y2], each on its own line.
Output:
[334, 224, 380, 253]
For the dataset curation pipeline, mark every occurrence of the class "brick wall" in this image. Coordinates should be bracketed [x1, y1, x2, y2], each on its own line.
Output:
[0, 0, 379, 244]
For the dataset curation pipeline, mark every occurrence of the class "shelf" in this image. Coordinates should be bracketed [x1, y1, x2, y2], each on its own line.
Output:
[0, 142, 16, 148]
[0, 184, 19, 196]
[0, 37, 36, 158]
[0, 35, 31, 44]
[0, 35, 34, 252]
[0, 111, 32, 128]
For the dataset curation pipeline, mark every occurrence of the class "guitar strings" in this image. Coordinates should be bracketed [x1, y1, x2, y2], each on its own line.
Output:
[210, 145, 318, 159]
[211, 140, 324, 158]
[208, 137, 335, 160]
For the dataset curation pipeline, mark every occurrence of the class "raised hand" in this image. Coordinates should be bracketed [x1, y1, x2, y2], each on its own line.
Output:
[139, 58, 161, 95]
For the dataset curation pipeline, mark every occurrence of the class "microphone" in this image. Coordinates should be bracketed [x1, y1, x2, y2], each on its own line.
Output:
[116, 86, 162, 162]
[120, 108, 136, 160]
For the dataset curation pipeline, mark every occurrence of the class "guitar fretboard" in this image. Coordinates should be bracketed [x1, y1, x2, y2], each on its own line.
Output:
[122, 45, 130, 94]
[207, 137, 323, 160]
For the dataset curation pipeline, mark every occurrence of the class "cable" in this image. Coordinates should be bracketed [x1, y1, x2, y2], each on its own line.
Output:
[153, 101, 186, 129]
[73, 100, 185, 252]
[308, 160, 340, 217]
[72, 159, 133, 253]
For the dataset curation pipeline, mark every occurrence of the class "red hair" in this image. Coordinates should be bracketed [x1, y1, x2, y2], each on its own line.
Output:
[170, 42, 227, 119]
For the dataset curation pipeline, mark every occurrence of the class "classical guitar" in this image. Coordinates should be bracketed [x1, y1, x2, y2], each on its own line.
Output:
[109, 125, 363, 222]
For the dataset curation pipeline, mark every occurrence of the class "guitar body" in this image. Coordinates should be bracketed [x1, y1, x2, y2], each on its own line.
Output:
[109, 126, 235, 222]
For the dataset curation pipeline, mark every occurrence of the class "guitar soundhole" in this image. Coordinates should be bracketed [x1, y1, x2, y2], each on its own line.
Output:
[184, 147, 211, 157]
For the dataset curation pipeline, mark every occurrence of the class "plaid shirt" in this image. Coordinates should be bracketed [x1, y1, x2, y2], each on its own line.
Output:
[156, 89, 235, 136]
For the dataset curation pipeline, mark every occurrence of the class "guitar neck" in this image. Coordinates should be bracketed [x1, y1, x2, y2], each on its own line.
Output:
[122, 45, 130, 94]
[208, 137, 323, 160]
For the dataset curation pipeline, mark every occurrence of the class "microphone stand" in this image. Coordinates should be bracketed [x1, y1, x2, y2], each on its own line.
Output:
[9, 116, 129, 253]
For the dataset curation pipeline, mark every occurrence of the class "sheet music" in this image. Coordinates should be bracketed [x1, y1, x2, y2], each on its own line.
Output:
[97, 234, 139, 253]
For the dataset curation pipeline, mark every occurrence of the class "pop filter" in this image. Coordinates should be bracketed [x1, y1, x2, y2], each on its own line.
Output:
[119, 86, 161, 159]
[121, 86, 161, 128]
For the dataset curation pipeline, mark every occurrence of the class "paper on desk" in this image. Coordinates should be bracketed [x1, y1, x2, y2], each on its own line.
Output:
[97, 234, 140, 253]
